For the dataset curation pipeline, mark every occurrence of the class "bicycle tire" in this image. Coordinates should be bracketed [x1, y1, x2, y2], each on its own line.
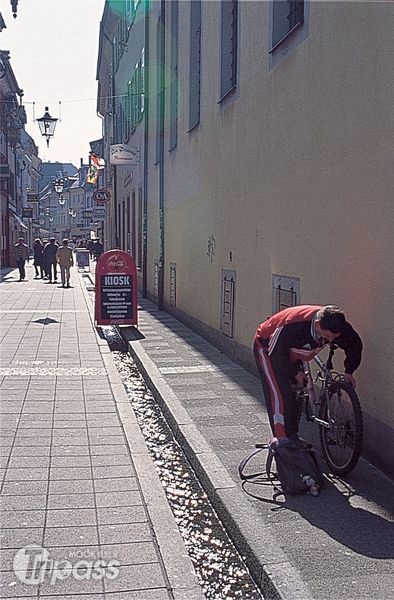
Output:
[318, 381, 363, 475]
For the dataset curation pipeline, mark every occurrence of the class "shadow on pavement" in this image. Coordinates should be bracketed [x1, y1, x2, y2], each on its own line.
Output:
[279, 474, 394, 559]
[32, 317, 59, 325]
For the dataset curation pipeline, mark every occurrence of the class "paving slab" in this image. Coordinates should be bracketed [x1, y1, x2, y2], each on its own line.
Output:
[0, 265, 204, 600]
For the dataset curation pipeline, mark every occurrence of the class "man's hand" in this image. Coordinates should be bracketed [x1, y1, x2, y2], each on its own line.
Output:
[343, 373, 356, 389]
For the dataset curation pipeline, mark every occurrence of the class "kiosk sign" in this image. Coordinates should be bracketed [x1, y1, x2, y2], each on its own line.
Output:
[95, 250, 137, 326]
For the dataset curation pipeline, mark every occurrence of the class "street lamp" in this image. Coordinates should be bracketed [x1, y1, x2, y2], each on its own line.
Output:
[54, 178, 64, 194]
[36, 107, 58, 147]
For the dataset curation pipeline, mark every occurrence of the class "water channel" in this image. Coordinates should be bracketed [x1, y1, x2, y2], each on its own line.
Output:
[101, 326, 263, 600]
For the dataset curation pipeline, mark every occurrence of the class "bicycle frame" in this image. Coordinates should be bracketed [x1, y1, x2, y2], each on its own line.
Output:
[302, 345, 337, 429]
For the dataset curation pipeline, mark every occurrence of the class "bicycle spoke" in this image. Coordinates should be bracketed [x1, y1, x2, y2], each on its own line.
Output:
[319, 382, 363, 474]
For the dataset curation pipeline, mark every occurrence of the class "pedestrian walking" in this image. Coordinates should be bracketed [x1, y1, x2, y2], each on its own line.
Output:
[41, 239, 49, 278]
[43, 237, 59, 283]
[87, 239, 94, 259]
[13, 237, 29, 281]
[32, 238, 44, 278]
[56, 239, 74, 288]
[93, 238, 104, 261]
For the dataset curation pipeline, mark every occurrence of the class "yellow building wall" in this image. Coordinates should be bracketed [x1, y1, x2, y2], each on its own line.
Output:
[147, 1, 394, 471]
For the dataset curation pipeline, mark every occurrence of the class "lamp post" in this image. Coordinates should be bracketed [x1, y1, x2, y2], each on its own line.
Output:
[36, 107, 58, 147]
[58, 190, 69, 239]
[54, 178, 64, 194]
[57, 188, 76, 239]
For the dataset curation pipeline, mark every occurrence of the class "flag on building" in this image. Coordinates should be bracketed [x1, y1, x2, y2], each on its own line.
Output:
[86, 153, 104, 185]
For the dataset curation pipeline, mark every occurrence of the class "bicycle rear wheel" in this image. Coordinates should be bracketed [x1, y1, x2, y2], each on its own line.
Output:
[318, 382, 363, 475]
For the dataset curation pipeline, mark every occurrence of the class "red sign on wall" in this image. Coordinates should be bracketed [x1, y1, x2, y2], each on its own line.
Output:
[95, 250, 138, 326]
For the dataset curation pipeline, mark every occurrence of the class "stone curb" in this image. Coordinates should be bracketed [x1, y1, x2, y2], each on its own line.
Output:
[78, 273, 205, 600]
[127, 337, 314, 600]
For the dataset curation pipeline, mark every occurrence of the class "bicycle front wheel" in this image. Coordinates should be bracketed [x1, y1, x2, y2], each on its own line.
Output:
[319, 381, 363, 475]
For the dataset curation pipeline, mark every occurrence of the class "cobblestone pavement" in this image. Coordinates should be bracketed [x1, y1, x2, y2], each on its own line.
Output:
[0, 265, 204, 600]
[121, 300, 394, 600]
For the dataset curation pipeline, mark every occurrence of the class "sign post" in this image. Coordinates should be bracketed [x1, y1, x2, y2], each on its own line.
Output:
[95, 250, 138, 326]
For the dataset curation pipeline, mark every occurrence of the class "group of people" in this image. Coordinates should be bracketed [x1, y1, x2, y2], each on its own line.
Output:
[14, 236, 105, 287]
[77, 238, 104, 261]
[14, 236, 74, 288]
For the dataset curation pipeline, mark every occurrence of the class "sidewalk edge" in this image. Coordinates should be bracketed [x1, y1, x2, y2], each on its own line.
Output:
[127, 338, 314, 600]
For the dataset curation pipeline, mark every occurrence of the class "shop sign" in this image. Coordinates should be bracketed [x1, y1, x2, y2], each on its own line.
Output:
[0, 165, 10, 177]
[93, 208, 106, 220]
[93, 189, 111, 205]
[95, 250, 138, 326]
[22, 207, 33, 219]
[109, 144, 139, 165]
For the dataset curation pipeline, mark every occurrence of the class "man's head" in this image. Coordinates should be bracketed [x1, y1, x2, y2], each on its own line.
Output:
[50, 237, 55, 244]
[315, 305, 346, 342]
[18, 237, 24, 243]
[62, 239, 68, 246]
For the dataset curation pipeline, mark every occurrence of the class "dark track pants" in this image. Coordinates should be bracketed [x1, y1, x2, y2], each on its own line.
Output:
[253, 336, 302, 438]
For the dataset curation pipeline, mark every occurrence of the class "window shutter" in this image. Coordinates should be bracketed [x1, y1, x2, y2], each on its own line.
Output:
[272, 0, 304, 47]
[169, 0, 179, 150]
[155, 17, 164, 163]
[189, 0, 201, 131]
[220, 0, 238, 100]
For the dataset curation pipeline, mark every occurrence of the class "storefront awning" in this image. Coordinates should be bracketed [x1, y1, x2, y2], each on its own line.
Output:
[9, 208, 28, 229]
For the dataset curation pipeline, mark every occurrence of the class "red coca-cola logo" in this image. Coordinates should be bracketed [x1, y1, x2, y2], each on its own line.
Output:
[107, 255, 125, 270]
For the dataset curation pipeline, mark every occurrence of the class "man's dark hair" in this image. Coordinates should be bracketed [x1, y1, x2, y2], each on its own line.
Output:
[318, 305, 346, 333]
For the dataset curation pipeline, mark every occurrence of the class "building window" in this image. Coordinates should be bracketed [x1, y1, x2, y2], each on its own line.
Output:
[271, 0, 304, 51]
[188, 0, 201, 132]
[140, 47, 145, 117]
[156, 16, 164, 163]
[154, 259, 159, 300]
[221, 270, 236, 338]
[169, 0, 179, 151]
[170, 263, 176, 306]
[220, 0, 238, 101]
[137, 186, 143, 269]
[272, 274, 300, 314]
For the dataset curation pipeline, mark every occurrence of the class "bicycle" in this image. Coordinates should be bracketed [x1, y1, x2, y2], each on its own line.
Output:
[300, 344, 363, 475]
